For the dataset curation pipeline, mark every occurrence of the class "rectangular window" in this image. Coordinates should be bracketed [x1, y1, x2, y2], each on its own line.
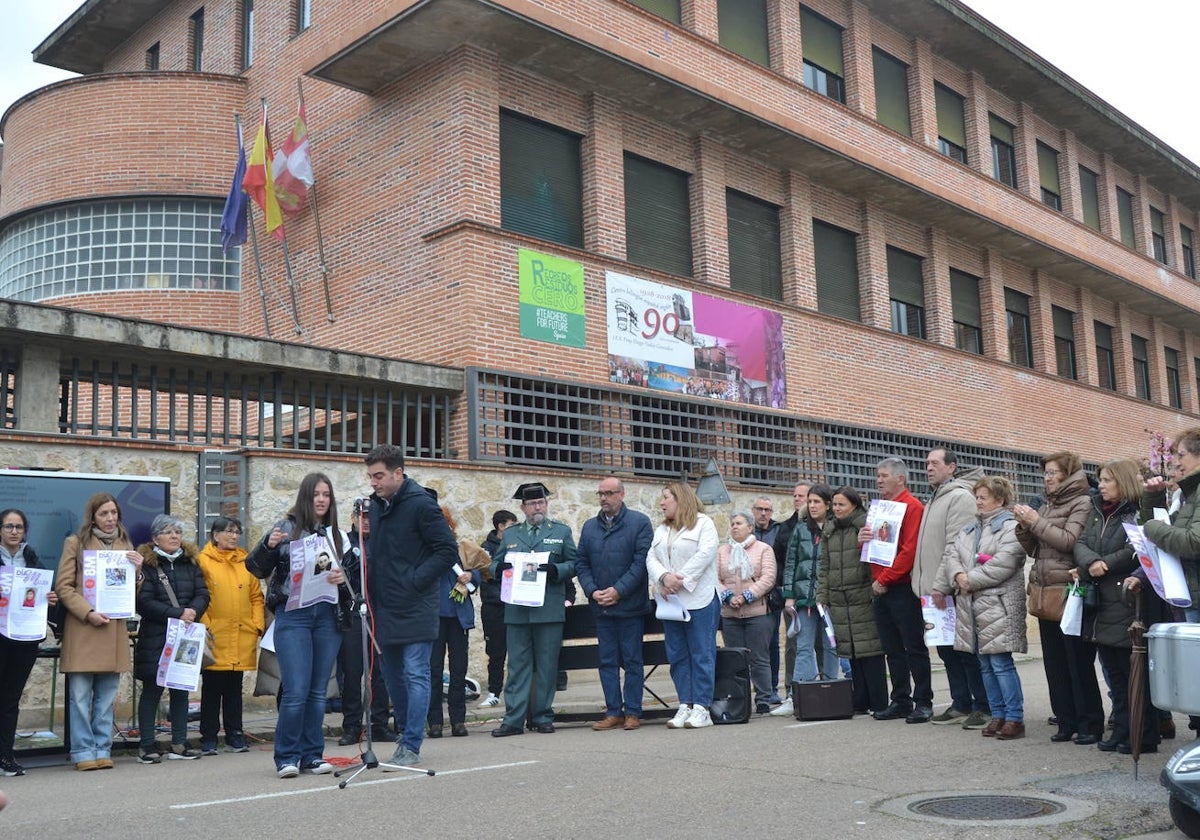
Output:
[190, 8, 205, 72]
[629, 0, 681, 22]
[1183, 224, 1196, 279]
[1079, 166, 1101, 231]
[295, 0, 311, 32]
[718, 0, 769, 66]
[624, 153, 692, 277]
[726, 189, 781, 300]
[146, 43, 160, 71]
[1166, 347, 1182, 409]
[950, 269, 982, 355]
[1052, 305, 1076, 380]
[886, 246, 925, 339]
[241, 0, 255, 70]
[499, 111, 583, 248]
[813, 220, 859, 322]
[1095, 321, 1116, 391]
[1132, 334, 1151, 400]
[989, 114, 1016, 188]
[935, 83, 967, 163]
[1037, 142, 1061, 211]
[1117, 188, 1136, 247]
[872, 48, 910, 136]
[801, 6, 845, 104]
[1151, 206, 1168, 264]
[1004, 288, 1032, 368]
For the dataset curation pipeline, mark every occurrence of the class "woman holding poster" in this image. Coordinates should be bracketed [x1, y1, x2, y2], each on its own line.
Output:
[134, 515, 210, 763]
[245, 472, 348, 779]
[55, 493, 144, 771]
[0, 509, 57, 776]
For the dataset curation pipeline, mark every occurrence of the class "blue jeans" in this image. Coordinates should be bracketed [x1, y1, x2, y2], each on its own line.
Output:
[978, 652, 1023, 722]
[595, 614, 645, 718]
[662, 598, 719, 706]
[792, 608, 840, 682]
[273, 602, 341, 770]
[378, 640, 433, 754]
[67, 672, 119, 762]
[938, 645, 989, 713]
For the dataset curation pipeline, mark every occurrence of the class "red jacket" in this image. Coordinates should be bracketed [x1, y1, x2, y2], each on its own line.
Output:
[872, 488, 925, 588]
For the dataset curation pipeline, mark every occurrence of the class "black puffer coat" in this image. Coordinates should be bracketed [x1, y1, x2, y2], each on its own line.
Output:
[134, 542, 209, 681]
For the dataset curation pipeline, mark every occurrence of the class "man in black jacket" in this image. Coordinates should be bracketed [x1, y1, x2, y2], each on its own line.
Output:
[363, 444, 458, 769]
[478, 509, 517, 708]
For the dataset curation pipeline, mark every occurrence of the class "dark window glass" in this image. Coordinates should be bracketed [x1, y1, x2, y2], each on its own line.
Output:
[989, 114, 1016, 188]
[190, 8, 205, 72]
[726, 189, 781, 300]
[146, 43, 160, 71]
[1166, 347, 1182, 409]
[1095, 321, 1116, 391]
[1079, 166, 1101, 231]
[629, 0, 681, 23]
[935, 83, 967, 163]
[872, 48, 910, 136]
[1183, 225, 1196, 279]
[241, 0, 254, 70]
[296, 0, 311, 32]
[1052, 305, 1076, 380]
[801, 6, 845, 104]
[1117, 188, 1136, 247]
[1004, 288, 1032, 368]
[950, 268, 982, 355]
[1037, 142, 1061, 211]
[1132, 334, 1151, 400]
[813, 220, 859, 322]
[624, 153, 692, 276]
[718, 0, 769, 66]
[500, 111, 583, 248]
[1151, 207, 1168, 264]
[886, 246, 925, 339]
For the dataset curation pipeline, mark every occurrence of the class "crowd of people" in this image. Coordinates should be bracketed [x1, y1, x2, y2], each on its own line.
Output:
[2, 431, 1200, 780]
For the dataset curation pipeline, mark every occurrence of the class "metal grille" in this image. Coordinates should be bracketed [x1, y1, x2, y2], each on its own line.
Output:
[468, 367, 1094, 494]
[59, 358, 451, 459]
[197, 451, 247, 545]
[909, 795, 1065, 820]
[0, 347, 16, 430]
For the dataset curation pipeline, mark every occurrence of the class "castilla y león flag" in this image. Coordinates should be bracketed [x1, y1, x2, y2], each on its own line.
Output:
[273, 102, 314, 218]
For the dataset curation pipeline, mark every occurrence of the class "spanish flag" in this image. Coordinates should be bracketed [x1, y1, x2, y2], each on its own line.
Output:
[242, 109, 285, 241]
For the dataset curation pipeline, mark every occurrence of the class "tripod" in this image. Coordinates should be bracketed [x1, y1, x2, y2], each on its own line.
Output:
[335, 508, 434, 786]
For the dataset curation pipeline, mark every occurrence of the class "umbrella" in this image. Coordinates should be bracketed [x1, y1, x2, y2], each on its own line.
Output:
[1127, 588, 1149, 779]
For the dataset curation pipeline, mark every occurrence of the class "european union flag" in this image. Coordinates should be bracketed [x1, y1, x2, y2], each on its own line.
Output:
[220, 126, 249, 252]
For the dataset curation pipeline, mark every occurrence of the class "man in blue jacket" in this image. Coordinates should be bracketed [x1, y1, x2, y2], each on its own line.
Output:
[490, 482, 576, 737]
[363, 444, 458, 769]
[576, 477, 653, 731]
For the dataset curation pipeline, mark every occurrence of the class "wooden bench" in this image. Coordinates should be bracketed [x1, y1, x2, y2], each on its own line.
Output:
[554, 603, 673, 721]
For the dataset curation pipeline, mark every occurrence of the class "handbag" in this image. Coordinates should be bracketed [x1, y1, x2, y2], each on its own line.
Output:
[156, 569, 216, 667]
[1080, 581, 1100, 609]
[1027, 581, 1068, 622]
[765, 587, 785, 613]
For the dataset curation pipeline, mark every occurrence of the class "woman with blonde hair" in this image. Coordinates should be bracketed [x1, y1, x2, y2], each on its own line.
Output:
[646, 482, 719, 729]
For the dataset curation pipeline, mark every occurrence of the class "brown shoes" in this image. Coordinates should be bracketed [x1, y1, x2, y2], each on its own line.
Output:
[592, 716, 624, 731]
[95, 757, 115, 769]
[981, 717, 1005, 737]
[75, 759, 100, 771]
[996, 721, 1026, 740]
[623, 716, 641, 731]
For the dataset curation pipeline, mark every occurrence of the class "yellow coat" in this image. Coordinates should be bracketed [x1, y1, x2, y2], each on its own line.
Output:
[195, 541, 265, 671]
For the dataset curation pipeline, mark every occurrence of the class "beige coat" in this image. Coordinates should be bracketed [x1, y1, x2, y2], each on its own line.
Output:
[55, 533, 135, 673]
[912, 467, 983, 598]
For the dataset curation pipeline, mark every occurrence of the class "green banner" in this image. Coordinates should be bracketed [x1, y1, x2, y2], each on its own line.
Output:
[518, 249, 586, 348]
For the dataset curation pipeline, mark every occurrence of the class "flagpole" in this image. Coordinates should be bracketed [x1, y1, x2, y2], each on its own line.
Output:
[235, 113, 274, 339]
[279, 236, 304, 335]
[297, 76, 336, 323]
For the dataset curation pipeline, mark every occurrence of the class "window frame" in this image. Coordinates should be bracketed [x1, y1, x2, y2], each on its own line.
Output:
[886, 246, 925, 340]
[1036, 141, 1061, 211]
[934, 83, 967, 164]
[1151, 206, 1168, 264]
[1132, 333, 1151, 400]
[1051, 305, 1077, 380]
[950, 268, 982, 355]
[1078, 166, 1101, 231]
[800, 6, 846, 104]
[241, 0, 255, 70]
[1166, 346, 1182, 409]
[499, 110, 584, 249]
[189, 8, 205, 72]
[726, 189, 782, 301]
[717, 0, 770, 66]
[623, 153, 693, 277]
[872, 47, 911, 137]
[812, 220, 860, 322]
[1117, 188, 1136, 248]
[989, 114, 1017, 188]
[1004, 288, 1033, 368]
[1095, 321, 1116, 391]
[1183, 224, 1196, 279]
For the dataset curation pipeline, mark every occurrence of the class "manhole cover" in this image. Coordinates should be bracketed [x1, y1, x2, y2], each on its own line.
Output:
[909, 795, 1067, 821]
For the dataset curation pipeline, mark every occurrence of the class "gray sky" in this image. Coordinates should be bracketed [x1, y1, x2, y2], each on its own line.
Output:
[1, 0, 1198, 166]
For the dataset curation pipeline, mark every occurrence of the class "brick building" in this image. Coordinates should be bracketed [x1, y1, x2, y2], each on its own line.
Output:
[1, 0, 1198, 501]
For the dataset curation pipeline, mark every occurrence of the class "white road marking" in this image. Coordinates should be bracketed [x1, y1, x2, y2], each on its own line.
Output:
[169, 760, 541, 809]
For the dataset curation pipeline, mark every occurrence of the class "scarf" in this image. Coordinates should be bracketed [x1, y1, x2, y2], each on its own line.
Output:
[154, 545, 184, 561]
[1100, 499, 1121, 519]
[726, 534, 757, 580]
[91, 526, 118, 546]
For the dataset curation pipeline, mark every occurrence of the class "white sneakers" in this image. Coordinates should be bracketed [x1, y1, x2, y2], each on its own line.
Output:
[667, 705, 692, 729]
[477, 692, 501, 708]
[277, 764, 299, 779]
[769, 698, 794, 717]
[684, 706, 713, 728]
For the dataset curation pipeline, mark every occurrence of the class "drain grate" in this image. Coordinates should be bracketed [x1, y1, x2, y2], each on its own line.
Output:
[909, 795, 1067, 821]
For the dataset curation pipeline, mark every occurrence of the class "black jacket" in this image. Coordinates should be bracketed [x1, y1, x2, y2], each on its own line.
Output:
[365, 478, 459, 646]
[480, 529, 504, 606]
[134, 543, 210, 682]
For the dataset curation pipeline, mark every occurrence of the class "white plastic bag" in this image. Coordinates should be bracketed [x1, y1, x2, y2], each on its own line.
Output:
[1059, 582, 1084, 637]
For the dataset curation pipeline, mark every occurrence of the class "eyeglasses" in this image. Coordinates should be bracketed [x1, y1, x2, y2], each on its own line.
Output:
[597, 490, 621, 498]
[220, 529, 242, 536]
[1, 524, 25, 531]
[752, 506, 773, 513]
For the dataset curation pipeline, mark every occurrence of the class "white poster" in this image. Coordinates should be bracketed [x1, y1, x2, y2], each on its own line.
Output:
[0, 566, 54, 641]
[156, 617, 207, 690]
[285, 532, 340, 611]
[81, 549, 136, 618]
[500, 551, 548, 608]
[1124, 518, 1192, 607]
[860, 500, 908, 567]
[920, 595, 957, 646]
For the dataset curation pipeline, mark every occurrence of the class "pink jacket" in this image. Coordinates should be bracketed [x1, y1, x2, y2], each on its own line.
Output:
[717, 538, 776, 618]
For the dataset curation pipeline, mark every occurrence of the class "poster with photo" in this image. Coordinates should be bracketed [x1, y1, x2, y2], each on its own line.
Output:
[81, 549, 136, 618]
[156, 618, 208, 690]
[0, 566, 53, 641]
[859, 500, 907, 567]
[285, 532, 340, 611]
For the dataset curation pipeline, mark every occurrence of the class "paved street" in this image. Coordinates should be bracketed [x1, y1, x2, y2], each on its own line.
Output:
[2, 652, 1193, 839]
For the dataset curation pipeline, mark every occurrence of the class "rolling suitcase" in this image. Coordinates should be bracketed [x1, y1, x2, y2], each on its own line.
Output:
[792, 677, 854, 720]
[710, 646, 752, 724]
